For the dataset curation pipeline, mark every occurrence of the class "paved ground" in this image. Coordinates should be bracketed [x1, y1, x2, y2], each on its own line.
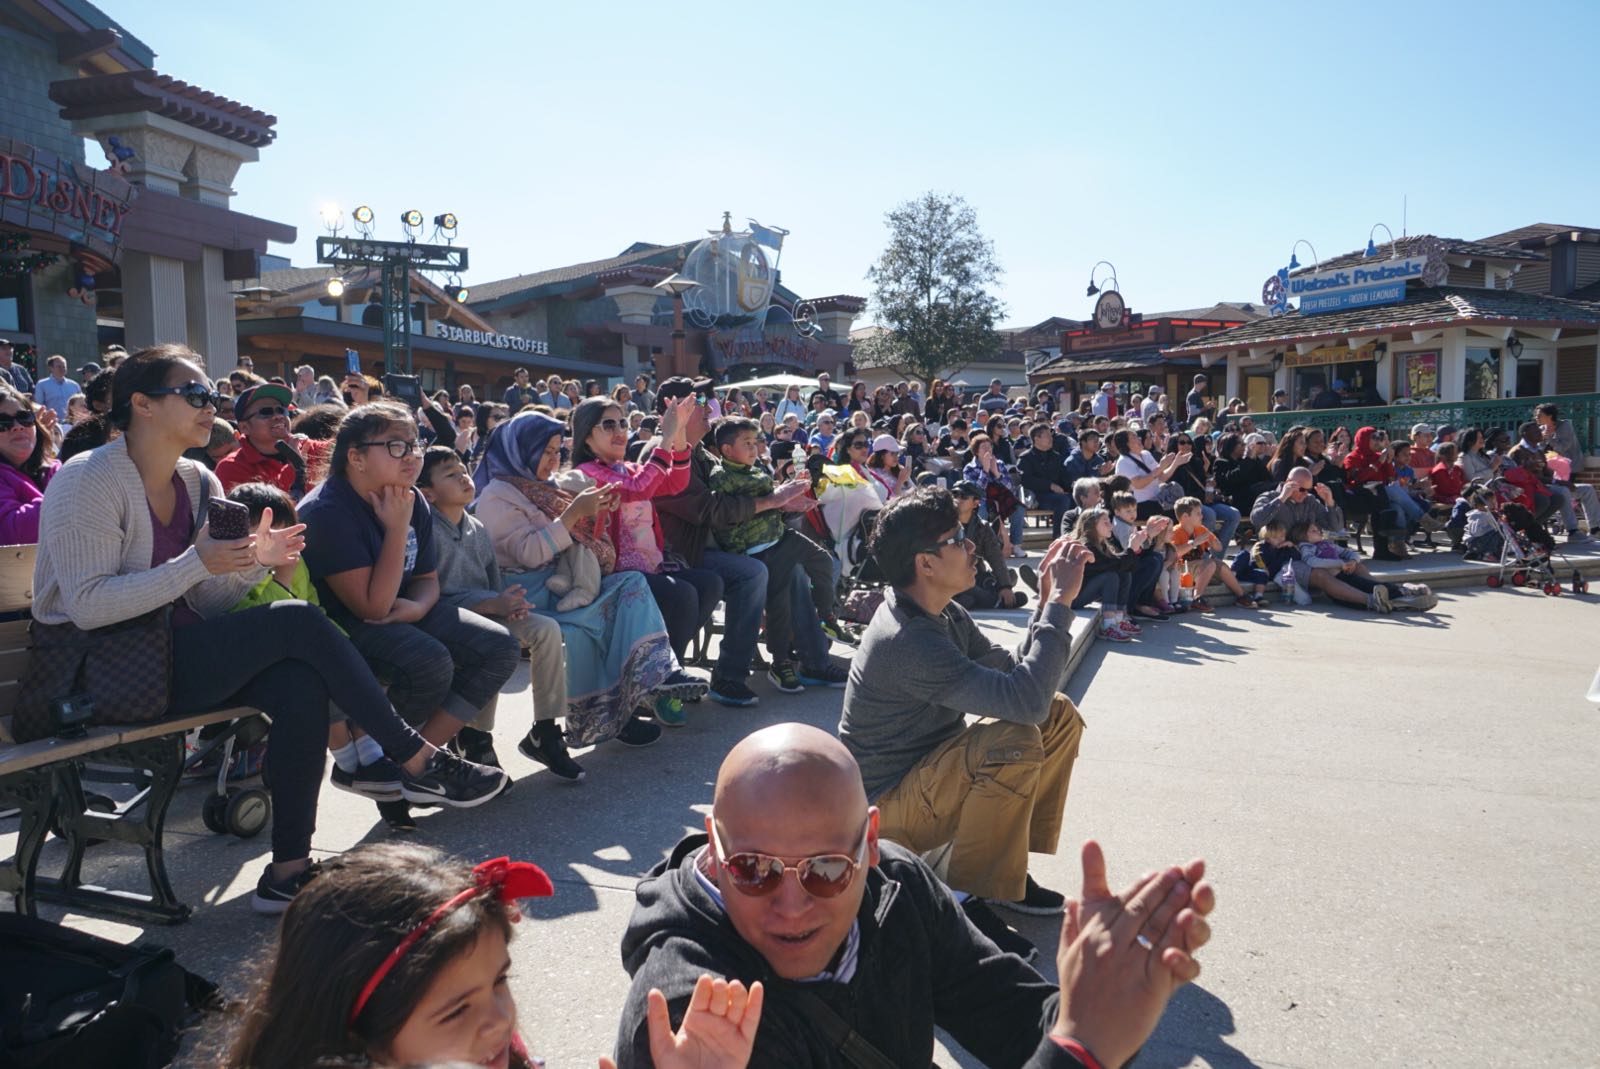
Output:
[7, 583, 1599, 1067]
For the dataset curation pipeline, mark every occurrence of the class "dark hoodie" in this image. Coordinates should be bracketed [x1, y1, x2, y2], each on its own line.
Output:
[615, 835, 1085, 1069]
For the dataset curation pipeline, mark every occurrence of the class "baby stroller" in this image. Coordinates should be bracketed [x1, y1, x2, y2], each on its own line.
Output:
[1469, 480, 1587, 596]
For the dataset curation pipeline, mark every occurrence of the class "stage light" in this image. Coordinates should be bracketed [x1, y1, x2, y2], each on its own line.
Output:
[353, 205, 375, 225]
[326, 277, 346, 298]
[434, 213, 458, 231]
[402, 210, 424, 228]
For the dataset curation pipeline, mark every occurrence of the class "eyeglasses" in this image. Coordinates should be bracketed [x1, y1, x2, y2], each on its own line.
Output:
[918, 531, 970, 554]
[246, 406, 287, 421]
[594, 418, 629, 433]
[710, 816, 869, 899]
[357, 439, 424, 459]
[143, 383, 222, 410]
[0, 410, 37, 431]
[848, 440, 869, 450]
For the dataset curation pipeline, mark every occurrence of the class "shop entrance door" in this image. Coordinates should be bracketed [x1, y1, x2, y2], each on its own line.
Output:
[1515, 359, 1544, 398]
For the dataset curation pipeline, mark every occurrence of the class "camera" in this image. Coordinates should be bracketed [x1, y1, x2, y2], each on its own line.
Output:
[53, 693, 95, 739]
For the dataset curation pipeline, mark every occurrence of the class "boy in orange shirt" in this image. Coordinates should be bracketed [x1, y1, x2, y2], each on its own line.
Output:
[1170, 497, 1254, 610]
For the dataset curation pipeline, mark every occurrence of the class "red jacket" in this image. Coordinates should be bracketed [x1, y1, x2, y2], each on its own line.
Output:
[1428, 462, 1465, 503]
[215, 438, 298, 494]
[1342, 427, 1396, 491]
[1501, 466, 1550, 512]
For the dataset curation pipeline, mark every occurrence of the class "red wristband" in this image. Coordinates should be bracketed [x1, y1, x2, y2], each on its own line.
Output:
[1049, 1034, 1106, 1069]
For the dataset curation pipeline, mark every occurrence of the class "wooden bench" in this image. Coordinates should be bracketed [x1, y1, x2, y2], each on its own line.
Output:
[0, 545, 261, 924]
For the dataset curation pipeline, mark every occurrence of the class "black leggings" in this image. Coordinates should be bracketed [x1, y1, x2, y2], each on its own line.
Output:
[642, 567, 723, 658]
[169, 602, 428, 864]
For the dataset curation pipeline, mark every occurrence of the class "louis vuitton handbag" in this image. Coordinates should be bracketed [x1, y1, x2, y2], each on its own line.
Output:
[11, 606, 175, 743]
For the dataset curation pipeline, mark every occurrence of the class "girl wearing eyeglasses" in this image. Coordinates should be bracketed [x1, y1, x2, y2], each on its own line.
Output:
[0, 384, 56, 544]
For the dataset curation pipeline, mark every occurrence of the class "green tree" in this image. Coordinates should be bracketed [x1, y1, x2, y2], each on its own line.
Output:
[857, 192, 1004, 386]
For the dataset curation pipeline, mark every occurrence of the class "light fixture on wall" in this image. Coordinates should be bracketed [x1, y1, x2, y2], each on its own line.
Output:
[1507, 335, 1524, 358]
[1364, 223, 1397, 259]
[1288, 240, 1319, 272]
[1085, 261, 1119, 297]
[1270, 352, 1283, 372]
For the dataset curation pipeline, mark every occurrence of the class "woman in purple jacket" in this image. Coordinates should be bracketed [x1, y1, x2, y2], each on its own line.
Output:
[0, 384, 58, 544]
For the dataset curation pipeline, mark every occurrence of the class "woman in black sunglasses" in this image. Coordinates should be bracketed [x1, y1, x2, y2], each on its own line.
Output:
[0, 383, 55, 544]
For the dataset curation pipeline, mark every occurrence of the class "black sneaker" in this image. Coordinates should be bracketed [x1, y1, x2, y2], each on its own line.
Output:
[377, 799, 418, 832]
[797, 662, 849, 688]
[1017, 564, 1039, 593]
[518, 723, 586, 782]
[766, 662, 803, 694]
[330, 758, 404, 801]
[995, 875, 1066, 916]
[251, 861, 321, 915]
[819, 618, 858, 646]
[456, 726, 501, 769]
[615, 715, 662, 748]
[653, 669, 710, 703]
[399, 749, 508, 808]
[960, 897, 1038, 961]
[708, 676, 759, 707]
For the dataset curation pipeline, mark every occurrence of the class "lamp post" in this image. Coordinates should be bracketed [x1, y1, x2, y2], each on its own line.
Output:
[654, 273, 701, 378]
[316, 206, 469, 374]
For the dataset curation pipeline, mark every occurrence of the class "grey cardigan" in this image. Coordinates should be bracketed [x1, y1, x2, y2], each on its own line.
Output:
[32, 436, 264, 629]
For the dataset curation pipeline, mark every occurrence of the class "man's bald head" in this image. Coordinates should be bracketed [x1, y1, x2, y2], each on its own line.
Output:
[714, 723, 866, 822]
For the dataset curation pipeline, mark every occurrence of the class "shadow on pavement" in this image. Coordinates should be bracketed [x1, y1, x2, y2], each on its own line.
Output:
[1137, 982, 1264, 1069]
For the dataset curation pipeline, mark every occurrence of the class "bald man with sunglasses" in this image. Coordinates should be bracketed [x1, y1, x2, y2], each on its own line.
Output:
[616, 723, 1215, 1069]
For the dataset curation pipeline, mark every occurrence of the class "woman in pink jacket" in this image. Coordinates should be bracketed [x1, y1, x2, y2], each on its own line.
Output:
[0, 385, 58, 544]
[571, 395, 725, 669]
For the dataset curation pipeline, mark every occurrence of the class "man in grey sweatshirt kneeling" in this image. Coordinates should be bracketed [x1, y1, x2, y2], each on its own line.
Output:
[840, 486, 1091, 957]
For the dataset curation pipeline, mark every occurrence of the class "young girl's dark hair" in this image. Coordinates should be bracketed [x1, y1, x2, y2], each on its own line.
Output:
[568, 397, 622, 467]
[1287, 521, 1317, 543]
[226, 481, 297, 527]
[332, 402, 413, 480]
[223, 844, 518, 1069]
[109, 343, 204, 430]
[292, 403, 346, 441]
[0, 384, 49, 487]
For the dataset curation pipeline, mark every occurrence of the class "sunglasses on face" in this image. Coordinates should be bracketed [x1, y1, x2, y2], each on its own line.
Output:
[246, 406, 288, 421]
[144, 382, 223, 410]
[0, 410, 37, 431]
[710, 817, 869, 899]
[596, 418, 627, 433]
[849, 440, 869, 450]
[357, 438, 424, 459]
[919, 530, 971, 554]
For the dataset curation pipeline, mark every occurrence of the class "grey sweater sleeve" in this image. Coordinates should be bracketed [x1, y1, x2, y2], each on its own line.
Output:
[924, 602, 1074, 725]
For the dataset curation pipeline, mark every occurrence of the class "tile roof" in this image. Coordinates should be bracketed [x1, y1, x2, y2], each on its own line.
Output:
[1167, 286, 1600, 354]
[1477, 223, 1600, 247]
[50, 71, 277, 147]
[1290, 235, 1543, 277]
[1144, 300, 1269, 322]
[466, 242, 694, 305]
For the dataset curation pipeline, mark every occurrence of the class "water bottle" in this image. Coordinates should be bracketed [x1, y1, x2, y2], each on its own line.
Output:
[1177, 561, 1195, 607]
[1280, 578, 1296, 605]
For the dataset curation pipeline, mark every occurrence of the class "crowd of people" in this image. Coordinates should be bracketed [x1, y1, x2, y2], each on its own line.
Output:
[5, 339, 1594, 1067]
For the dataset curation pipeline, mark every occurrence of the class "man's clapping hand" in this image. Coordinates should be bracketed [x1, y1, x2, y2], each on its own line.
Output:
[1051, 841, 1215, 1069]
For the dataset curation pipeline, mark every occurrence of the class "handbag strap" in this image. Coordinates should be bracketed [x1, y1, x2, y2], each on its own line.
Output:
[785, 988, 901, 1069]
[192, 467, 212, 545]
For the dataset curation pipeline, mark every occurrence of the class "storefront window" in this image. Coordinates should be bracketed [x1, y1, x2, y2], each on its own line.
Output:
[1515, 358, 1544, 398]
[1292, 359, 1380, 405]
[0, 274, 29, 333]
[1464, 347, 1500, 400]
[1397, 350, 1440, 401]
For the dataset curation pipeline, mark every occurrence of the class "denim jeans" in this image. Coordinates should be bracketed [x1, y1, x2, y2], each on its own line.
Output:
[1008, 509, 1025, 549]
[344, 601, 519, 727]
[700, 549, 768, 680]
[1202, 502, 1241, 555]
[1384, 483, 1426, 524]
[642, 567, 723, 658]
[1130, 551, 1163, 607]
[789, 566, 833, 672]
[1072, 570, 1131, 612]
[1033, 491, 1075, 538]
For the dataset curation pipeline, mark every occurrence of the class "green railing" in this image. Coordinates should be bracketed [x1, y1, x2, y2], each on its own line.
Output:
[1234, 393, 1600, 455]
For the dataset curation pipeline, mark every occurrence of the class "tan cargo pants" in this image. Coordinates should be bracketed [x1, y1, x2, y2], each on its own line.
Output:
[875, 693, 1085, 901]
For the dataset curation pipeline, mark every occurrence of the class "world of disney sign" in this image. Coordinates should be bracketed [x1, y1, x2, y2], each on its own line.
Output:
[706, 321, 820, 372]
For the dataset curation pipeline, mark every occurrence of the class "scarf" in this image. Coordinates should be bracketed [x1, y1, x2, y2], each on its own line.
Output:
[474, 411, 617, 573]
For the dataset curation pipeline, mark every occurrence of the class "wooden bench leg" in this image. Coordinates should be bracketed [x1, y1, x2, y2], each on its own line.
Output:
[35, 734, 192, 925]
[0, 766, 57, 917]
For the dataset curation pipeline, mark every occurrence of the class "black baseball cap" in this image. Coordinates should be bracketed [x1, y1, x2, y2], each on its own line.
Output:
[952, 480, 982, 499]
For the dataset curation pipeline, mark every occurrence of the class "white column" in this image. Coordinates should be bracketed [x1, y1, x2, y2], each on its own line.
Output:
[184, 246, 239, 374]
[122, 251, 188, 350]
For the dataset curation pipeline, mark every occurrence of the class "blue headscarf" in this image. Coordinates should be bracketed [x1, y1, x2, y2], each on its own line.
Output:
[473, 410, 565, 496]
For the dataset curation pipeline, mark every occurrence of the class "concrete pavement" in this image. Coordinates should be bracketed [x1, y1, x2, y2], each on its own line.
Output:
[5, 585, 1598, 1067]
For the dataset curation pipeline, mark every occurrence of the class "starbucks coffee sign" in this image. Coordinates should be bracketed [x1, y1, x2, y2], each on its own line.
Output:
[434, 322, 549, 355]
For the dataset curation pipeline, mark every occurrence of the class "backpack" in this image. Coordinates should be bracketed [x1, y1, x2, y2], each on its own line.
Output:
[0, 914, 219, 1069]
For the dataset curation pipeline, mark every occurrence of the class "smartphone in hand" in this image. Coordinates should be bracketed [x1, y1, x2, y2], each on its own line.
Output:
[207, 498, 251, 541]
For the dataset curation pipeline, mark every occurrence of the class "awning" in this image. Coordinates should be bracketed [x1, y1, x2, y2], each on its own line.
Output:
[1030, 346, 1200, 379]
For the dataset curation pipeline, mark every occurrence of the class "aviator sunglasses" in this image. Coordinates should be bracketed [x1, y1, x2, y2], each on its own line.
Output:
[709, 816, 870, 899]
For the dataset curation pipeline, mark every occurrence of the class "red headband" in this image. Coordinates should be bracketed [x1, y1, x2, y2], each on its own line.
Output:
[348, 857, 553, 1026]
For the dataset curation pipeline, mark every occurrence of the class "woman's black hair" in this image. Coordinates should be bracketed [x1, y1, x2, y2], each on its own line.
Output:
[0, 384, 49, 488]
[332, 402, 413, 480]
[1217, 432, 1244, 461]
[867, 486, 959, 588]
[569, 396, 623, 467]
[1268, 427, 1305, 470]
[1110, 429, 1135, 457]
[291, 403, 346, 441]
[109, 343, 205, 431]
[1460, 428, 1483, 454]
[58, 413, 114, 462]
[222, 843, 515, 1069]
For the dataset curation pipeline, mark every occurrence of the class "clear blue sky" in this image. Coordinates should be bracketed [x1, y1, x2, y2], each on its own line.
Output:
[124, 0, 1598, 328]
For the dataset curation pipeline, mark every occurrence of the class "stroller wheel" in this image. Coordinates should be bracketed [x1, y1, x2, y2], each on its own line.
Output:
[1486, 575, 1503, 588]
[1542, 582, 1562, 597]
[1512, 569, 1528, 586]
[1576, 580, 1590, 595]
[224, 788, 271, 839]
[201, 793, 228, 835]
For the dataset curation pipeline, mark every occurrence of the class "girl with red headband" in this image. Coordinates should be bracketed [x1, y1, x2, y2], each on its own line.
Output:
[222, 843, 761, 1069]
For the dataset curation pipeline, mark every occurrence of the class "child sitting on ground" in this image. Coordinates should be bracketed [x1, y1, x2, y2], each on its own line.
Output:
[1110, 491, 1174, 617]
[1289, 521, 1394, 613]
[1230, 519, 1296, 606]
[416, 446, 584, 783]
[1170, 496, 1254, 610]
[708, 418, 854, 685]
[1459, 485, 1506, 560]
